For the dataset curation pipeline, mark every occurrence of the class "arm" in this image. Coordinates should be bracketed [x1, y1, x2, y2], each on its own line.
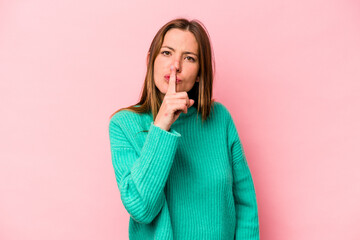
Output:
[109, 117, 180, 224]
[227, 116, 260, 239]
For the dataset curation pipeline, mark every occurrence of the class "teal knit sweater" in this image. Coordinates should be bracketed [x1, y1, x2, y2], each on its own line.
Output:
[108, 101, 259, 239]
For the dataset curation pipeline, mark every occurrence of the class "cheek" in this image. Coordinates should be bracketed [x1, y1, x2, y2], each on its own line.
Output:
[187, 64, 200, 78]
[154, 57, 169, 71]
[153, 58, 167, 90]
[153, 58, 160, 74]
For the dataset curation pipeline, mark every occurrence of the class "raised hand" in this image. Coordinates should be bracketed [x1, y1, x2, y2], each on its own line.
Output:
[153, 65, 195, 131]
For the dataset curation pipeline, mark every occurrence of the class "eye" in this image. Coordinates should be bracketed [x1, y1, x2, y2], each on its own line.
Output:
[185, 56, 196, 62]
[161, 51, 171, 56]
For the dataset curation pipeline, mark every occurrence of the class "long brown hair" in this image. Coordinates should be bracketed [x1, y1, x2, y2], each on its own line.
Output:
[109, 18, 215, 123]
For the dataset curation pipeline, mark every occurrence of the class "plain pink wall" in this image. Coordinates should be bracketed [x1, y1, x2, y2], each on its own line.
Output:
[1, 0, 359, 239]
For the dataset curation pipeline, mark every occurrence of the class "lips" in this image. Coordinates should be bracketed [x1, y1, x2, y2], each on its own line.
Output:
[164, 75, 182, 83]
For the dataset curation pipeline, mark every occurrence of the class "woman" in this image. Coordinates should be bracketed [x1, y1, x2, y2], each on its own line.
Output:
[109, 18, 260, 239]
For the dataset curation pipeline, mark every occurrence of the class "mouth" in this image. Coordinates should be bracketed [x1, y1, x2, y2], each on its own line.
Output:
[164, 75, 182, 83]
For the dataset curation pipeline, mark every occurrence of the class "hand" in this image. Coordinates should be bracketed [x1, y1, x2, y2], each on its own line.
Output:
[154, 65, 195, 131]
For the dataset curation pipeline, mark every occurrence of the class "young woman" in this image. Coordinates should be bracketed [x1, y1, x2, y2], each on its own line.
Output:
[109, 18, 260, 239]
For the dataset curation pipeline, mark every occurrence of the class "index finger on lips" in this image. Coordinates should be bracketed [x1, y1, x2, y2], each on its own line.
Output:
[167, 65, 177, 94]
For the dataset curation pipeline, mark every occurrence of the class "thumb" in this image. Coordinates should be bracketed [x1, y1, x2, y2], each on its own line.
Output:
[189, 99, 195, 107]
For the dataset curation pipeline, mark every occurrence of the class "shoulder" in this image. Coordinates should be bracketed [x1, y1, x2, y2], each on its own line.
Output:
[110, 108, 139, 124]
[109, 106, 150, 132]
[211, 101, 232, 121]
[210, 101, 240, 136]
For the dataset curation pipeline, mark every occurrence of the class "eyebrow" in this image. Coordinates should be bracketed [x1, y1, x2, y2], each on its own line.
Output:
[161, 46, 198, 57]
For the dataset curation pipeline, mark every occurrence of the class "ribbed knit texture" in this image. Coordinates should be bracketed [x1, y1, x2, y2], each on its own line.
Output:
[108, 101, 259, 240]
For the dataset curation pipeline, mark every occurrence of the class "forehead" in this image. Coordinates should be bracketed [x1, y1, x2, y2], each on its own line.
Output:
[162, 28, 198, 53]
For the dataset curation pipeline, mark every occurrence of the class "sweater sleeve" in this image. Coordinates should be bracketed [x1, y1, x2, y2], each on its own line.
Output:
[227, 115, 260, 239]
[109, 117, 181, 224]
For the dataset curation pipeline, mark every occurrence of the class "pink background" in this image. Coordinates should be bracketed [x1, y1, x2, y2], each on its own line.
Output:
[1, 0, 359, 239]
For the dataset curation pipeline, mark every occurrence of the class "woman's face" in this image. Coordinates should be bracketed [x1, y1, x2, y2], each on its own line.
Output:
[153, 28, 200, 101]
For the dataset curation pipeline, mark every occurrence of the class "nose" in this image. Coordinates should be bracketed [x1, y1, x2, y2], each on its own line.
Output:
[173, 59, 182, 73]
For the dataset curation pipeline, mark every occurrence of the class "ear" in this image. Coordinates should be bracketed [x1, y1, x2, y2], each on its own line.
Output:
[196, 76, 200, 82]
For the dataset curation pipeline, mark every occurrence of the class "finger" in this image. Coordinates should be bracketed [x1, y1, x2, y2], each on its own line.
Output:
[174, 103, 187, 114]
[174, 98, 190, 108]
[185, 96, 190, 107]
[167, 65, 177, 94]
[177, 92, 190, 107]
[184, 94, 191, 107]
[189, 99, 195, 107]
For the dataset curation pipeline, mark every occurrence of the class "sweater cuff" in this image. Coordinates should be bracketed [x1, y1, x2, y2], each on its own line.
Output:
[144, 122, 181, 159]
[150, 121, 181, 136]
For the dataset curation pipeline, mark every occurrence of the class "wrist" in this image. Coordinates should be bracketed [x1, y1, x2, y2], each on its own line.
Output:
[154, 122, 170, 132]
